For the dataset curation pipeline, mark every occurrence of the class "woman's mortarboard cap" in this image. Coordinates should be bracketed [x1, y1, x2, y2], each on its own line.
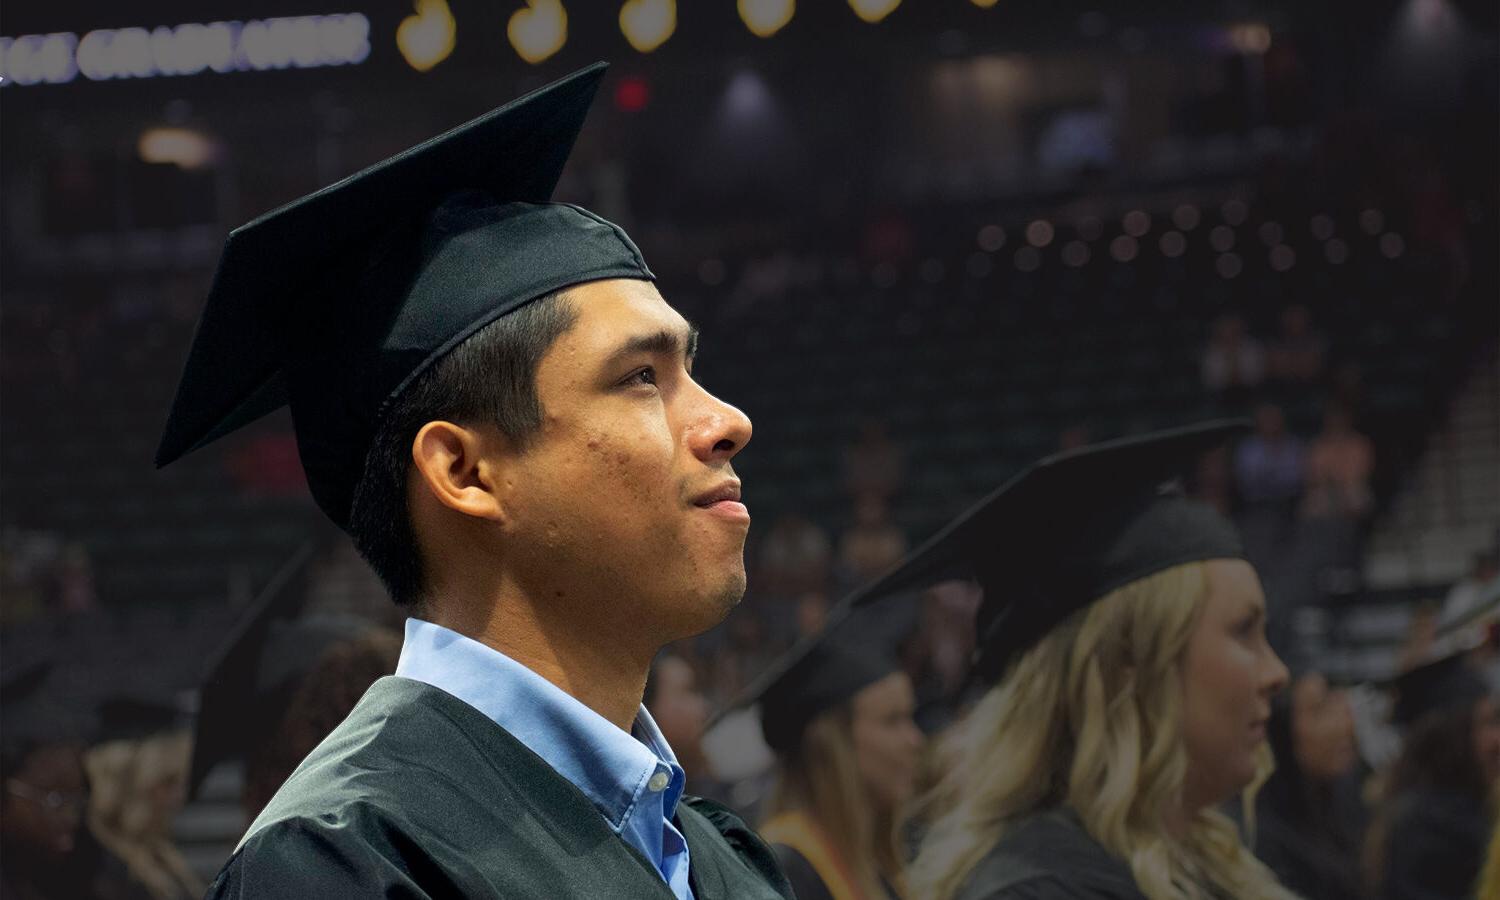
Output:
[846, 419, 1252, 679]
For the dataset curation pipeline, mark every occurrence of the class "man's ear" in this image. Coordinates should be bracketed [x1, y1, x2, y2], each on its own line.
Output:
[410, 421, 508, 522]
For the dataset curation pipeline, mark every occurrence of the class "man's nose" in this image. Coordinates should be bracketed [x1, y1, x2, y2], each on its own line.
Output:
[687, 386, 752, 462]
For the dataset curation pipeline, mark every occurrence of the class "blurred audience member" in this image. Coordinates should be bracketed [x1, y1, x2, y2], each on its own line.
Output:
[1254, 673, 1367, 900]
[759, 640, 923, 900]
[0, 534, 45, 628]
[1236, 405, 1308, 588]
[0, 529, 97, 625]
[2, 738, 148, 900]
[1299, 405, 1376, 580]
[1202, 313, 1266, 399]
[303, 539, 408, 629]
[1302, 406, 1375, 522]
[646, 653, 725, 799]
[1236, 403, 1307, 511]
[1439, 550, 1500, 655]
[1367, 655, 1500, 900]
[756, 512, 833, 598]
[900, 580, 981, 733]
[1329, 361, 1368, 419]
[1, 664, 148, 900]
[56, 541, 98, 615]
[1410, 165, 1470, 302]
[86, 731, 202, 900]
[1481, 823, 1500, 900]
[1266, 304, 1326, 384]
[843, 419, 906, 504]
[241, 627, 402, 820]
[795, 591, 831, 641]
[709, 608, 778, 707]
[839, 497, 908, 586]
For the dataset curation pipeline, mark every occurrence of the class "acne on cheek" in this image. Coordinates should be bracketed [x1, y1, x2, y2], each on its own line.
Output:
[585, 434, 634, 468]
[582, 433, 666, 505]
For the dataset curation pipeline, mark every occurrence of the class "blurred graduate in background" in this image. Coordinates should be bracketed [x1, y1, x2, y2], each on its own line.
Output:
[894, 422, 1298, 900]
[1251, 672, 1367, 900]
[0, 661, 152, 900]
[1365, 651, 1499, 900]
[752, 632, 924, 900]
[86, 694, 202, 900]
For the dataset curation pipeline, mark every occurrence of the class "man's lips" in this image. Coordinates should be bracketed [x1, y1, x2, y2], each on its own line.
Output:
[693, 481, 749, 522]
[692, 480, 741, 506]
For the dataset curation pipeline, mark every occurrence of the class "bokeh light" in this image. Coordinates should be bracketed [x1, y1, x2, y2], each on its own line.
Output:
[1025, 219, 1055, 248]
[977, 224, 1006, 252]
[738, 0, 794, 37]
[1061, 240, 1090, 267]
[620, 0, 675, 53]
[508, 0, 567, 64]
[1215, 252, 1242, 278]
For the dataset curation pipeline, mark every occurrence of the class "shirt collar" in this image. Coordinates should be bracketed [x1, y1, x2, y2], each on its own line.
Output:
[394, 617, 683, 830]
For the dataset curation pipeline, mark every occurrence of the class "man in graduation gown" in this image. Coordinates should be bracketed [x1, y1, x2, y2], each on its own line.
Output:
[156, 63, 791, 899]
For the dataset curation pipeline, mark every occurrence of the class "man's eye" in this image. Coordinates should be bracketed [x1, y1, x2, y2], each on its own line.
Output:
[626, 367, 657, 387]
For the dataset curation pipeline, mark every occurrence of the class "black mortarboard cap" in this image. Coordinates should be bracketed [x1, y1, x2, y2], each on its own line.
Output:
[188, 543, 384, 795]
[1390, 651, 1491, 727]
[156, 62, 655, 529]
[0, 657, 52, 706]
[755, 627, 901, 755]
[0, 657, 94, 770]
[96, 692, 194, 743]
[1, 658, 56, 760]
[847, 420, 1251, 680]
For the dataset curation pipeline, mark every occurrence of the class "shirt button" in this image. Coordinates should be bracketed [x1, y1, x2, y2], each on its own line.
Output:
[647, 772, 670, 792]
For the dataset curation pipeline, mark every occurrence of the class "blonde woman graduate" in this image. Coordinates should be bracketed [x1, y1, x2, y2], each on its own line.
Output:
[840, 421, 1301, 900]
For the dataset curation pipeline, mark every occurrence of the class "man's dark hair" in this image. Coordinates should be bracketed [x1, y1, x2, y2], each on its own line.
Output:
[347, 292, 578, 606]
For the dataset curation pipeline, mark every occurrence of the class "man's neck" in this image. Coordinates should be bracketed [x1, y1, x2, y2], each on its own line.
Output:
[427, 593, 653, 733]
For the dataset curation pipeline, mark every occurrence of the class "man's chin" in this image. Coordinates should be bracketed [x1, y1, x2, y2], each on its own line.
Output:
[709, 571, 747, 615]
[671, 574, 745, 638]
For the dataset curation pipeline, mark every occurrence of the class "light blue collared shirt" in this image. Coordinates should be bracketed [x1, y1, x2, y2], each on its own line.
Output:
[395, 618, 693, 900]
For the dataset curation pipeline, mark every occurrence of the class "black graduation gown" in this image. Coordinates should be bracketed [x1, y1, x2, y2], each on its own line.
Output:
[1381, 787, 1488, 900]
[207, 676, 792, 899]
[953, 809, 1147, 900]
[772, 845, 836, 900]
[1252, 788, 1366, 900]
[768, 843, 901, 900]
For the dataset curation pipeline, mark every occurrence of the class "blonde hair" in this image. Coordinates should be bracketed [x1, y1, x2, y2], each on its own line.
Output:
[769, 701, 909, 898]
[86, 731, 205, 900]
[1480, 813, 1500, 900]
[910, 562, 1296, 900]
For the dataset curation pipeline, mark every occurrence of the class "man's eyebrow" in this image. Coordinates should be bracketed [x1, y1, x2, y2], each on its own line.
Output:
[603, 324, 699, 370]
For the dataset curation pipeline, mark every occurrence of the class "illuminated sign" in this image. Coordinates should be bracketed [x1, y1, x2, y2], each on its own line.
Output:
[0, 13, 370, 86]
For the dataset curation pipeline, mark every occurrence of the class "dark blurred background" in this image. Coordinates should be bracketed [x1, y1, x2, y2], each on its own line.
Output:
[2, 0, 1496, 894]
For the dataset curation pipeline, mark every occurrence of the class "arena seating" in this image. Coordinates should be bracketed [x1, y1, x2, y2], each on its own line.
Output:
[1, 193, 1493, 623]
